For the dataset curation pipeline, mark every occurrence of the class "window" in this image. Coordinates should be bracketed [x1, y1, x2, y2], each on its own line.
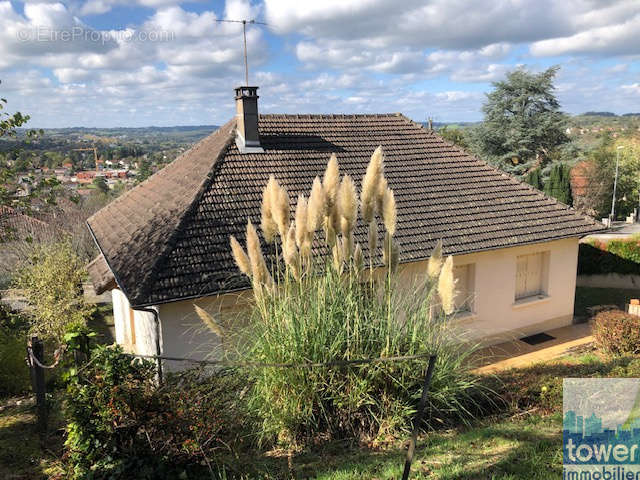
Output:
[453, 263, 475, 313]
[515, 252, 549, 301]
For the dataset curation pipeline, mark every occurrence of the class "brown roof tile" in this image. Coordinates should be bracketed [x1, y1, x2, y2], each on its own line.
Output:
[87, 114, 604, 306]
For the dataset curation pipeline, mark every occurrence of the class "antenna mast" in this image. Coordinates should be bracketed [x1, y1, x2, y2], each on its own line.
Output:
[216, 18, 268, 86]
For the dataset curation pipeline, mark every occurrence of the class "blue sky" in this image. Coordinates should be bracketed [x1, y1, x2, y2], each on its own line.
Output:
[1, 0, 639, 127]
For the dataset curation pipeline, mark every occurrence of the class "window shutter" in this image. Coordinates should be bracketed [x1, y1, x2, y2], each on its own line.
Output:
[515, 252, 546, 300]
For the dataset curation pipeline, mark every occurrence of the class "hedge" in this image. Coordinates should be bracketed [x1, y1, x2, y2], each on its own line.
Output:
[578, 239, 640, 275]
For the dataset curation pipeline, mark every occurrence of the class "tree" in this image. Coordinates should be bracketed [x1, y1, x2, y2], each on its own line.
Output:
[15, 241, 93, 342]
[438, 125, 469, 150]
[470, 66, 569, 175]
[525, 168, 543, 190]
[0, 80, 44, 209]
[92, 176, 109, 193]
[543, 162, 572, 205]
[136, 159, 152, 183]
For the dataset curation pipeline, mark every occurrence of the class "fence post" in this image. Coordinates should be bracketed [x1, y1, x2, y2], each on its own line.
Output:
[402, 354, 437, 480]
[28, 334, 47, 434]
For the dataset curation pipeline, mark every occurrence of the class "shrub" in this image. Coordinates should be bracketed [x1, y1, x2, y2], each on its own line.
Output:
[63, 327, 252, 479]
[593, 309, 640, 356]
[578, 240, 640, 275]
[225, 148, 486, 446]
[14, 240, 94, 342]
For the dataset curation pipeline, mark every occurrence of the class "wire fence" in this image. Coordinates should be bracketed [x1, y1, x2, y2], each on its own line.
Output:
[26, 335, 437, 480]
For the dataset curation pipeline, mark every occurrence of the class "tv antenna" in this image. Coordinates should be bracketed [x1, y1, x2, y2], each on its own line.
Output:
[216, 19, 268, 86]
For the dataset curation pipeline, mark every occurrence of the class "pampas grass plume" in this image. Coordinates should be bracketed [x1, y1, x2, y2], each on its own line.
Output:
[307, 176, 325, 233]
[361, 146, 384, 222]
[194, 305, 225, 338]
[382, 187, 397, 236]
[428, 239, 443, 279]
[261, 176, 278, 243]
[295, 194, 308, 248]
[271, 181, 290, 238]
[246, 220, 269, 285]
[337, 174, 358, 236]
[230, 235, 251, 277]
[438, 255, 456, 315]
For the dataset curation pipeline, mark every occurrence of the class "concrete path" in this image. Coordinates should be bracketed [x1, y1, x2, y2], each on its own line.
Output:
[473, 322, 594, 374]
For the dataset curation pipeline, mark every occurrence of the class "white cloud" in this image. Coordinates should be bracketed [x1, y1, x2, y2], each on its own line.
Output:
[531, 12, 640, 56]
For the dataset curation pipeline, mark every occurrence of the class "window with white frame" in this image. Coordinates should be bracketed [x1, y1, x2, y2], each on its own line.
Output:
[453, 263, 475, 313]
[515, 252, 549, 301]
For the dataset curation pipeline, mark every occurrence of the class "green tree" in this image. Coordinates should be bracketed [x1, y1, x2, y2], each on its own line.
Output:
[470, 66, 569, 175]
[136, 159, 152, 183]
[15, 241, 93, 342]
[525, 168, 543, 190]
[543, 163, 572, 205]
[92, 176, 109, 193]
[438, 125, 469, 150]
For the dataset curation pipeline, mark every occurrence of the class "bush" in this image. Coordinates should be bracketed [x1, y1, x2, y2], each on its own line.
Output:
[593, 309, 640, 356]
[63, 327, 252, 479]
[226, 150, 487, 446]
[14, 240, 94, 342]
[578, 240, 640, 275]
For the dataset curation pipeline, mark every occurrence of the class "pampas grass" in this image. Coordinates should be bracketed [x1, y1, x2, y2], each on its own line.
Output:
[438, 255, 456, 315]
[307, 176, 325, 233]
[230, 235, 251, 277]
[194, 305, 225, 338]
[428, 240, 443, 279]
[226, 149, 484, 447]
[382, 187, 396, 236]
[271, 180, 290, 238]
[261, 176, 278, 243]
[246, 220, 270, 286]
[361, 146, 384, 223]
[337, 174, 358, 236]
[294, 194, 309, 248]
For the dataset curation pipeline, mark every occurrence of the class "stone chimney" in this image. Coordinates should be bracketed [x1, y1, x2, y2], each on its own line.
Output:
[234, 86, 263, 153]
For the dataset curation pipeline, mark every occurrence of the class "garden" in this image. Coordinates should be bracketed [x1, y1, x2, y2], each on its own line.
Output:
[3, 149, 640, 479]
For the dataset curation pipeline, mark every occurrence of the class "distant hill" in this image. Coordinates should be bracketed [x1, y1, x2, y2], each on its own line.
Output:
[582, 112, 617, 117]
[581, 112, 640, 118]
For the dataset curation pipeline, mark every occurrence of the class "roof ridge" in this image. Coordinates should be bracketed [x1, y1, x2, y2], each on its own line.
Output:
[134, 120, 237, 304]
[259, 113, 400, 119]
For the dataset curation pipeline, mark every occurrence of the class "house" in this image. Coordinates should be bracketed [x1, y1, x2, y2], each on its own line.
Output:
[86, 86, 604, 367]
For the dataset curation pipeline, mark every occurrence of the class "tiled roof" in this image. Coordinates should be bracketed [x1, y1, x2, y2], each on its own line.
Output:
[0, 206, 54, 242]
[87, 254, 117, 295]
[87, 113, 604, 307]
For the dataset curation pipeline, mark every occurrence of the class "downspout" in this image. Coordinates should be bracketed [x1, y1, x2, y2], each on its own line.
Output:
[132, 306, 163, 385]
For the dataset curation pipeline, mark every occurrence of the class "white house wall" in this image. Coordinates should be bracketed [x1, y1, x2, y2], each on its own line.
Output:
[157, 290, 252, 370]
[398, 237, 579, 345]
[111, 288, 159, 357]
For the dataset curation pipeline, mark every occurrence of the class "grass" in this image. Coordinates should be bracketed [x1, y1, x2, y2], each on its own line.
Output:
[0, 397, 64, 480]
[574, 286, 640, 317]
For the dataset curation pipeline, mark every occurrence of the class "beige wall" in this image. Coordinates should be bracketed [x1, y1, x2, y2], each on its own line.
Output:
[113, 238, 580, 364]
[157, 290, 252, 369]
[398, 237, 579, 345]
[111, 288, 158, 357]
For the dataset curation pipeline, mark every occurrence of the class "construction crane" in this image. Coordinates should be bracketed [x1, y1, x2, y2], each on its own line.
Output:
[215, 19, 268, 86]
[72, 147, 99, 173]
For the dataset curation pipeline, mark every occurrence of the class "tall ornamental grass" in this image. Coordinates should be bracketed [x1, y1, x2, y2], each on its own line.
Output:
[220, 147, 486, 445]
